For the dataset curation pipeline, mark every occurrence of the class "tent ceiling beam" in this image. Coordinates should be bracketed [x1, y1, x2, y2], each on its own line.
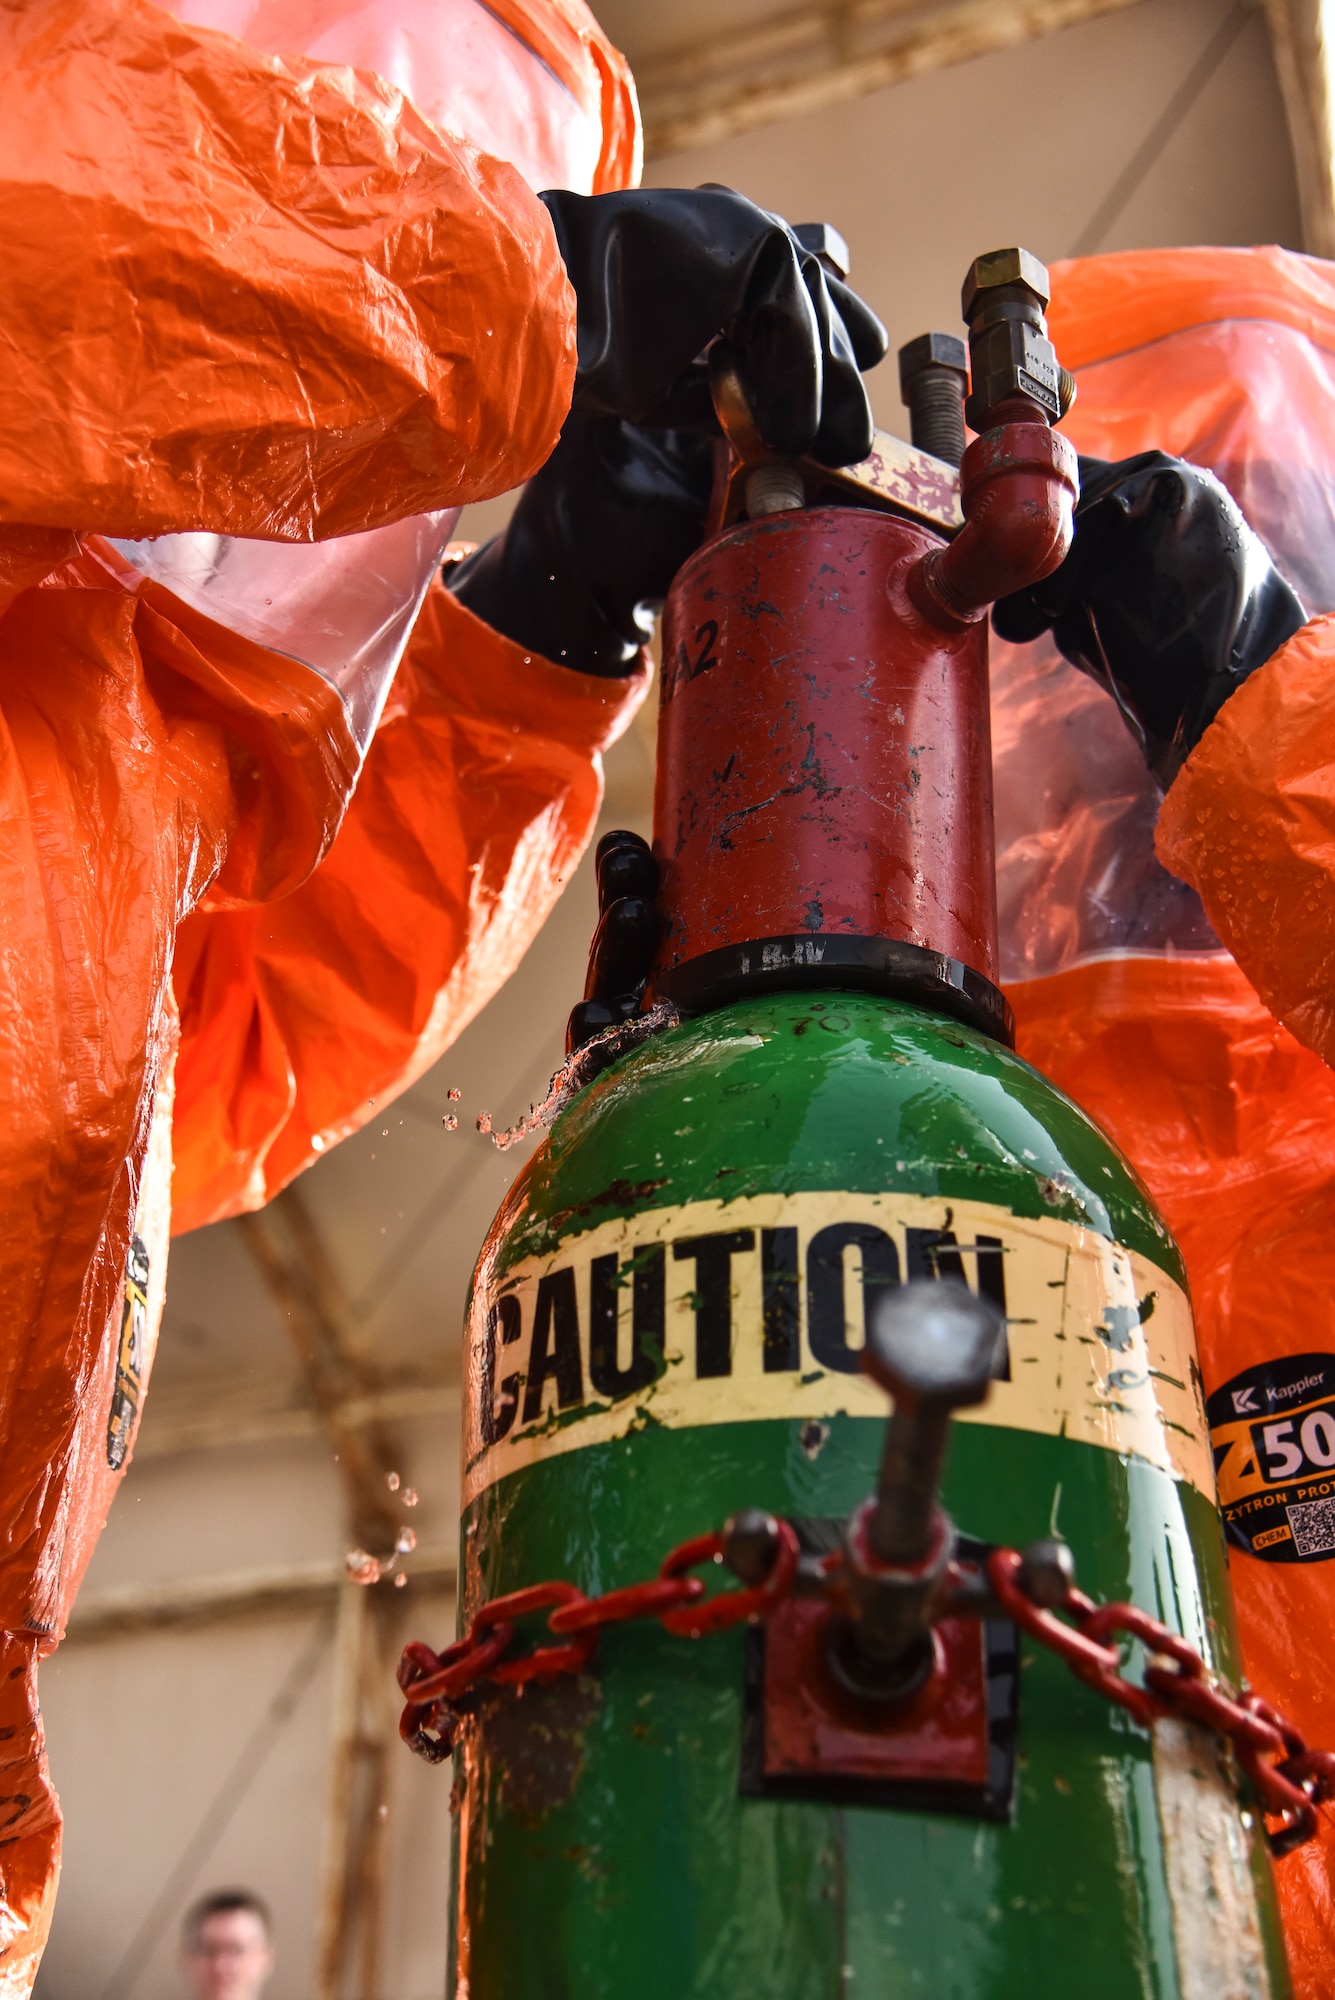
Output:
[1262, 0, 1335, 254]
[638, 0, 1151, 158]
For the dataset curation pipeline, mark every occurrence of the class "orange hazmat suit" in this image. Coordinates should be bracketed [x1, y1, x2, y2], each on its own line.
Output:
[0, 0, 641, 1987]
[998, 244, 1335, 1998]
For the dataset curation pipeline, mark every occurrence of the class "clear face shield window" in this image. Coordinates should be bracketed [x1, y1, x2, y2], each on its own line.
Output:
[110, 509, 462, 752]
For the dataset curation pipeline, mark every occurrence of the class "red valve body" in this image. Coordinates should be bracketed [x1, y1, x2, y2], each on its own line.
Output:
[648, 424, 1077, 1042]
[651, 506, 1004, 1034]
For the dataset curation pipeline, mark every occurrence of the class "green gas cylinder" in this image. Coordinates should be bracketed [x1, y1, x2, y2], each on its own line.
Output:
[440, 260, 1289, 1997]
[453, 995, 1286, 1998]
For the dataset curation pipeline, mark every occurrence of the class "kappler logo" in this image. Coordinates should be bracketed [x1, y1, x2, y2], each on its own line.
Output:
[1209, 1352, 1335, 1564]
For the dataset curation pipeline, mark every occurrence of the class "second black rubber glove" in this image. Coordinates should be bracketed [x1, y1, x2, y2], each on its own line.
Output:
[993, 451, 1307, 787]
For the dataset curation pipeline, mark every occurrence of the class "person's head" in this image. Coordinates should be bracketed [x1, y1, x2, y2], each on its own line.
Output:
[181, 1891, 274, 2000]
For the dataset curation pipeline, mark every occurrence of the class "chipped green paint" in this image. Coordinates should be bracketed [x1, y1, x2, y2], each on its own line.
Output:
[450, 994, 1288, 1999]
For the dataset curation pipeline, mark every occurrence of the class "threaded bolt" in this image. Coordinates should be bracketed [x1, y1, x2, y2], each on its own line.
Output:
[908, 370, 966, 466]
[897, 333, 968, 468]
[745, 464, 805, 517]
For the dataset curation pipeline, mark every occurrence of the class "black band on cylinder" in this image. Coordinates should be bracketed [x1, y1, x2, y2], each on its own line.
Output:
[653, 935, 1014, 1046]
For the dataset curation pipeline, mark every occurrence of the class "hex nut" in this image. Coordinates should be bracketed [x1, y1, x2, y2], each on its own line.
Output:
[793, 221, 851, 280]
[722, 1508, 782, 1585]
[1018, 1537, 1077, 1608]
[962, 247, 1051, 322]
[965, 314, 1062, 427]
[898, 332, 968, 400]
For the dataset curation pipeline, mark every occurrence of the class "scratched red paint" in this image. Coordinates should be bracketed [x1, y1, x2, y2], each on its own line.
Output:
[653, 507, 998, 981]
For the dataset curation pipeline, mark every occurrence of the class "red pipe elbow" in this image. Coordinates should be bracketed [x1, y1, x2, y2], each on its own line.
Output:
[908, 423, 1079, 630]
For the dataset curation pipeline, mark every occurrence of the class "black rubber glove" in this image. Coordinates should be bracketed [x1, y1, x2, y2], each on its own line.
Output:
[449, 187, 888, 678]
[449, 414, 714, 675]
[993, 451, 1307, 788]
[542, 186, 888, 465]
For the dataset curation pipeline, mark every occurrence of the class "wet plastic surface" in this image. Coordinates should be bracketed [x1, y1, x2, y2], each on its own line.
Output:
[136, 0, 639, 728]
[113, 508, 461, 749]
[170, 584, 648, 1231]
[0, 0, 578, 544]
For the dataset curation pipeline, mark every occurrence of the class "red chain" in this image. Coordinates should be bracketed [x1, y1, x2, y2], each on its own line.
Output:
[397, 1523, 799, 1761]
[986, 1548, 1335, 1855]
[398, 1522, 1335, 1856]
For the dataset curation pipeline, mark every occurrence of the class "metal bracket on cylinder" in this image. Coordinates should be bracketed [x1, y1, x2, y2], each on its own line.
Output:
[739, 1280, 1022, 1820]
[706, 346, 964, 541]
[830, 1281, 1002, 1698]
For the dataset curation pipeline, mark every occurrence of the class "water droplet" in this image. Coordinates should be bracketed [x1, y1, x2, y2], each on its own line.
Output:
[386, 1471, 400, 1492]
[476, 1112, 493, 1134]
[345, 1549, 382, 1586]
[402, 1487, 419, 1508]
[396, 1527, 418, 1555]
[443, 1115, 458, 1131]
[483, 1002, 680, 1153]
[394, 1573, 407, 1589]
[311, 1133, 325, 1151]
[448, 1087, 462, 1101]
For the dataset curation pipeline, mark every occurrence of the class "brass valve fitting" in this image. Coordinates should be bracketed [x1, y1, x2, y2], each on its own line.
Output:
[962, 246, 1063, 432]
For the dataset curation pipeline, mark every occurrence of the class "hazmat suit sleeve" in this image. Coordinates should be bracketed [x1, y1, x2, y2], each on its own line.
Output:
[1155, 614, 1335, 1069]
[0, 0, 577, 542]
[168, 583, 650, 1232]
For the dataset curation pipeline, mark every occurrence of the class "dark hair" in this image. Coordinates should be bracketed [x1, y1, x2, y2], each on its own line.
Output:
[183, 1890, 273, 1946]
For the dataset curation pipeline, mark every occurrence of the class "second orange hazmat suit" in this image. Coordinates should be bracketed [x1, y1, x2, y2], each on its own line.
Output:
[1000, 243, 1335, 1998]
[0, 0, 643, 1985]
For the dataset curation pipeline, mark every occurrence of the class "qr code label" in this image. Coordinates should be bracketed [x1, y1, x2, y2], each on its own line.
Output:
[1286, 1497, 1335, 1557]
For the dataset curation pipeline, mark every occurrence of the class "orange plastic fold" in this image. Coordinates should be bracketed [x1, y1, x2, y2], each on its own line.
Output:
[0, 0, 579, 543]
[170, 584, 649, 1230]
[1012, 954, 1335, 1995]
[480, 0, 641, 190]
[165, 0, 640, 200]
[1157, 615, 1335, 1070]
[0, 531, 207, 1990]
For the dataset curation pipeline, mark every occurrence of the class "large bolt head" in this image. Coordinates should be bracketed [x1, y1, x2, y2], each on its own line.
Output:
[962, 246, 1050, 322]
[863, 1278, 1004, 1411]
[792, 221, 851, 280]
[897, 332, 968, 399]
